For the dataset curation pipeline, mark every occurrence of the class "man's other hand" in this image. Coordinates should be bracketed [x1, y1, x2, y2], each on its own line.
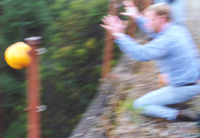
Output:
[120, 0, 140, 19]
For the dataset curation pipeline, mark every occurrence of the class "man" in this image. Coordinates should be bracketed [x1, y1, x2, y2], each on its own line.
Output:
[101, 1, 200, 121]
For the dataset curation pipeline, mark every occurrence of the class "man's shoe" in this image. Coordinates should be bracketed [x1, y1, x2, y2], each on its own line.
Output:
[176, 110, 200, 122]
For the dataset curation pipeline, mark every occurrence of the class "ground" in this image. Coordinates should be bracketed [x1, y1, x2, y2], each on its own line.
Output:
[100, 57, 200, 138]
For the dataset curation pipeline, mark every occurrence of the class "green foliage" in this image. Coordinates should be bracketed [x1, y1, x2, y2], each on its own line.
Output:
[39, 1, 108, 137]
[0, 72, 27, 137]
[4, 113, 27, 138]
[117, 99, 135, 113]
[0, 0, 52, 46]
[0, 0, 109, 137]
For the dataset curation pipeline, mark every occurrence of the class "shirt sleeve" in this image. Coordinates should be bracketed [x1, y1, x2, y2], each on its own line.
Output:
[155, 61, 165, 73]
[135, 16, 157, 38]
[115, 34, 171, 61]
[154, 0, 168, 3]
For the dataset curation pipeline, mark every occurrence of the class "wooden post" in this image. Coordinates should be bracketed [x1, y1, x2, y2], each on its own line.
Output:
[127, 0, 151, 37]
[101, 0, 151, 78]
[24, 37, 42, 138]
[101, 0, 120, 78]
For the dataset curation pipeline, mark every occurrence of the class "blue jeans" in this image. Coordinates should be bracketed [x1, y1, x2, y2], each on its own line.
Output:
[133, 84, 200, 120]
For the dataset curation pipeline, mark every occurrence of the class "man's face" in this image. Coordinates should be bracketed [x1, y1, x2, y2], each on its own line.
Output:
[144, 11, 161, 33]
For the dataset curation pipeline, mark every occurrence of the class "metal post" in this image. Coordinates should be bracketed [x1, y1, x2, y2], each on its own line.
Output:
[24, 36, 42, 138]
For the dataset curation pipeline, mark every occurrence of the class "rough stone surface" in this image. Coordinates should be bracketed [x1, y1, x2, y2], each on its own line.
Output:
[69, 56, 136, 138]
[186, 0, 200, 45]
[70, 56, 200, 138]
[100, 60, 200, 138]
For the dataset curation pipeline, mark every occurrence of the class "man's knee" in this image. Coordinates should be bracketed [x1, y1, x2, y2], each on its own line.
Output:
[133, 98, 145, 109]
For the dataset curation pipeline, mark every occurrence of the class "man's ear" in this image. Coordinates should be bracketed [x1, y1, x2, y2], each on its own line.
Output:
[159, 15, 168, 23]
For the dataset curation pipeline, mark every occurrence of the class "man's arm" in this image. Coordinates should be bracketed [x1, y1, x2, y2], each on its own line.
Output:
[114, 34, 170, 61]
[100, 15, 170, 61]
[154, 0, 176, 4]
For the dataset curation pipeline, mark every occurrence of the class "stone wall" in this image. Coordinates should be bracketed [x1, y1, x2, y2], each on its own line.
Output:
[186, 0, 200, 45]
[69, 56, 136, 138]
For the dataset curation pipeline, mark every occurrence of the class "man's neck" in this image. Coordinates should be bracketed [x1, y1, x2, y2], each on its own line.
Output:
[158, 22, 170, 33]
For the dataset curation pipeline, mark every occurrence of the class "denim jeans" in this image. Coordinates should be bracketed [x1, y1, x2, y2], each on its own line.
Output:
[133, 84, 200, 120]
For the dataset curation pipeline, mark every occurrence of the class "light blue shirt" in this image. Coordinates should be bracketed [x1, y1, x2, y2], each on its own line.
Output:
[115, 23, 200, 86]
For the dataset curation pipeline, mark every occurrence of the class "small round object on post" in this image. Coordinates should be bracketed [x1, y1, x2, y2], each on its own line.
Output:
[4, 42, 32, 69]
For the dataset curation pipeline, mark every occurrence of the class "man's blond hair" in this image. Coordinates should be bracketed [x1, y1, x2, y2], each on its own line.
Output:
[144, 3, 171, 21]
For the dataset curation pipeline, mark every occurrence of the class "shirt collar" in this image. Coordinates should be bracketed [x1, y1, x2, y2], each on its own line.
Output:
[157, 22, 172, 35]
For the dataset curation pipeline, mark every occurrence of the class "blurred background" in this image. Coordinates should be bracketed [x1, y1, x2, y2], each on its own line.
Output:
[0, 0, 111, 137]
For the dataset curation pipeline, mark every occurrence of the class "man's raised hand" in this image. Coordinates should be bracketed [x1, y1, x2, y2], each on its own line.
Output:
[100, 15, 128, 37]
